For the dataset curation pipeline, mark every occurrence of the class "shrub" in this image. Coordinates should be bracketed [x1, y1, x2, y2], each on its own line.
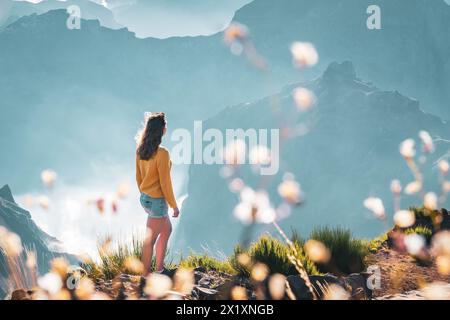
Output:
[309, 226, 369, 275]
[409, 206, 448, 233]
[365, 232, 389, 253]
[404, 225, 433, 242]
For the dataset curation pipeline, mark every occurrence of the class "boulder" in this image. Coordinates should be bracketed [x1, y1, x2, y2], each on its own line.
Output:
[286, 274, 341, 300]
[342, 273, 372, 300]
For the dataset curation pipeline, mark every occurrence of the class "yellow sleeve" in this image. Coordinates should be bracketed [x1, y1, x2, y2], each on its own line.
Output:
[157, 149, 178, 209]
[136, 154, 143, 191]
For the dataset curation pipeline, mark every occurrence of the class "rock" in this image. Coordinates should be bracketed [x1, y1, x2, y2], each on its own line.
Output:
[286, 274, 341, 300]
[194, 266, 207, 273]
[194, 271, 204, 283]
[198, 276, 211, 287]
[342, 273, 372, 300]
[10, 289, 32, 300]
[193, 286, 219, 300]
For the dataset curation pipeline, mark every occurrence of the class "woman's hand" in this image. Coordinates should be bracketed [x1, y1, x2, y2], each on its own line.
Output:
[172, 207, 180, 218]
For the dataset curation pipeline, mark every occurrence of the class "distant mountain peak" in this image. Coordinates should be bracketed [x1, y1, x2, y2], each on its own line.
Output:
[1, 0, 123, 31]
[0, 184, 15, 203]
[321, 61, 357, 86]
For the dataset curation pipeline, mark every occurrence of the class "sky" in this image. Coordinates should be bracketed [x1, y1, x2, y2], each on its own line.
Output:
[9, 0, 450, 38]
[12, 0, 254, 38]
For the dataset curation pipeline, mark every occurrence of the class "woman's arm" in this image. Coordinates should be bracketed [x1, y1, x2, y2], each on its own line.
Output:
[157, 149, 178, 209]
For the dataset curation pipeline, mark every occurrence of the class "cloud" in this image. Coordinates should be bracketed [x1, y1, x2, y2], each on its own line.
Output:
[96, 0, 254, 38]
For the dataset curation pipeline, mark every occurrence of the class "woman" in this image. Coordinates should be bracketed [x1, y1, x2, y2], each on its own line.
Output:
[136, 112, 179, 276]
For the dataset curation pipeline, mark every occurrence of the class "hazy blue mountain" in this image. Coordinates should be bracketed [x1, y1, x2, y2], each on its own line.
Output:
[0, 10, 258, 192]
[0, 0, 123, 30]
[231, 0, 450, 120]
[0, 0, 449, 192]
[0, 185, 78, 298]
[174, 61, 450, 254]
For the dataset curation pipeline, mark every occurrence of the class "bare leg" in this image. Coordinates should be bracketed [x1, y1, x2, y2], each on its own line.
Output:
[141, 217, 164, 276]
[155, 217, 172, 272]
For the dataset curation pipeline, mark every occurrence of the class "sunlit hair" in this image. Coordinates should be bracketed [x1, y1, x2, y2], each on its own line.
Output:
[136, 112, 166, 160]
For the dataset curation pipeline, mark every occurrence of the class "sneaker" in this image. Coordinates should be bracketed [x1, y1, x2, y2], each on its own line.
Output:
[155, 268, 174, 277]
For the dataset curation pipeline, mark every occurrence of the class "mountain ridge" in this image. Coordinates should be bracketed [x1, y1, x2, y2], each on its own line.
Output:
[0, 184, 79, 298]
[174, 61, 450, 253]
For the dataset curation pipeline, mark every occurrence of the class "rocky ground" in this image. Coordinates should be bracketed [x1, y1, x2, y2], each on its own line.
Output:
[366, 247, 450, 299]
[90, 248, 450, 300]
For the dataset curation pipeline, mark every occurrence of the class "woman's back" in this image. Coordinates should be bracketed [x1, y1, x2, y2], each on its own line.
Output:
[136, 146, 177, 209]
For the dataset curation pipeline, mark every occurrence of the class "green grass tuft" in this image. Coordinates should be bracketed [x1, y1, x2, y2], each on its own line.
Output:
[365, 232, 389, 253]
[179, 253, 235, 274]
[404, 225, 433, 241]
[83, 234, 174, 282]
[309, 226, 369, 275]
[231, 235, 320, 277]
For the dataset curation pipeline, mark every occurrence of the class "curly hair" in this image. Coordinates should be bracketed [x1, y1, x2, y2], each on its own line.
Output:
[136, 112, 166, 160]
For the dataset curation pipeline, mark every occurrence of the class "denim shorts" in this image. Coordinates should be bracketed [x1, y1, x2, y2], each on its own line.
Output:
[140, 193, 168, 218]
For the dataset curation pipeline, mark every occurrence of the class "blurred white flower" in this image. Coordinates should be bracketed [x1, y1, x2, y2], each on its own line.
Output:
[41, 170, 58, 188]
[230, 42, 244, 55]
[436, 255, 450, 276]
[223, 139, 246, 166]
[249, 145, 271, 165]
[431, 231, 450, 256]
[438, 160, 450, 176]
[116, 182, 130, 199]
[144, 273, 173, 298]
[219, 165, 235, 179]
[268, 274, 286, 300]
[75, 277, 95, 300]
[37, 195, 50, 210]
[276, 202, 292, 220]
[399, 139, 416, 159]
[234, 188, 276, 225]
[290, 42, 319, 67]
[51, 257, 69, 278]
[390, 180, 402, 195]
[404, 234, 425, 256]
[323, 284, 350, 300]
[22, 194, 35, 208]
[173, 268, 195, 295]
[0, 229, 22, 257]
[26, 251, 37, 269]
[251, 263, 269, 282]
[236, 253, 251, 267]
[304, 239, 331, 264]
[424, 192, 438, 211]
[231, 286, 247, 300]
[363, 197, 386, 220]
[124, 256, 144, 274]
[393, 210, 415, 228]
[224, 22, 248, 45]
[292, 87, 316, 111]
[422, 282, 450, 300]
[278, 179, 302, 204]
[419, 131, 434, 153]
[90, 292, 112, 300]
[228, 178, 245, 193]
[404, 181, 422, 195]
[38, 272, 63, 296]
[443, 181, 450, 194]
